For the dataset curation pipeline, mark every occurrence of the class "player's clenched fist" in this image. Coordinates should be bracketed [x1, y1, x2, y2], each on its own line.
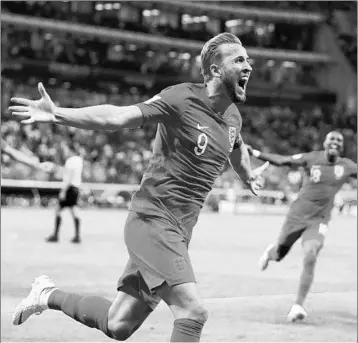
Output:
[246, 161, 270, 196]
[9, 83, 57, 124]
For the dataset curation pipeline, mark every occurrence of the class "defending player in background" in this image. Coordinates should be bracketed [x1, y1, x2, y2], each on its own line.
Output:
[10, 33, 269, 342]
[43, 144, 83, 244]
[246, 131, 357, 322]
[2, 138, 83, 243]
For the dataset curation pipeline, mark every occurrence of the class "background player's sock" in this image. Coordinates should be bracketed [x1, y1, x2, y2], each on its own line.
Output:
[48, 289, 113, 338]
[170, 318, 204, 342]
[54, 215, 62, 237]
[74, 217, 80, 238]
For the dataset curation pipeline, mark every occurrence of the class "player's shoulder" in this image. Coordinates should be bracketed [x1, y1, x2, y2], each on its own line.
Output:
[306, 150, 324, 160]
[340, 157, 357, 168]
[157, 83, 205, 110]
[160, 82, 203, 98]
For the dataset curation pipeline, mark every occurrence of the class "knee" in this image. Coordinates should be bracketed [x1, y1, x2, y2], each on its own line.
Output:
[303, 247, 319, 268]
[188, 304, 209, 324]
[107, 318, 133, 341]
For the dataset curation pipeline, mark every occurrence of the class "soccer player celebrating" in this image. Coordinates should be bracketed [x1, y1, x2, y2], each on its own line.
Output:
[44, 144, 83, 244]
[10, 33, 269, 342]
[246, 131, 357, 322]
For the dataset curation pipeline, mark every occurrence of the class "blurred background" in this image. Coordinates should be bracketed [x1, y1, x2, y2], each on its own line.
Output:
[1, 0, 357, 214]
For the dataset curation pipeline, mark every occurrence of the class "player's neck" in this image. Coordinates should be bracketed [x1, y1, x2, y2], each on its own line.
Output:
[325, 151, 338, 163]
[204, 82, 232, 114]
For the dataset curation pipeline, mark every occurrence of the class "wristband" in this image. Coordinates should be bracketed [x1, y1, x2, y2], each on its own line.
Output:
[252, 149, 261, 158]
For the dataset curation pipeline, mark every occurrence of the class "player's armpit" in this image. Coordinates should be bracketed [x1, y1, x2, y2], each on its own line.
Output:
[111, 105, 146, 129]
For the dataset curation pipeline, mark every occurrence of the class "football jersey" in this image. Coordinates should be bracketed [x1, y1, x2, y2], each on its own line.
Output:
[131, 83, 242, 238]
[287, 150, 357, 223]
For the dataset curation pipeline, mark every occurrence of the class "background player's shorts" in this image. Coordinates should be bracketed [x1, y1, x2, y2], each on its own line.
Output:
[59, 186, 79, 208]
[276, 217, 327, 259]
[117, 210, 196, 310]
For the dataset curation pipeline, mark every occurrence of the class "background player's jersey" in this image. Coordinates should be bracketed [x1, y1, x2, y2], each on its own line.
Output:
[287, 151, 357, 223]
[131, 83, 242, 238]
[63, 156, 83, 188]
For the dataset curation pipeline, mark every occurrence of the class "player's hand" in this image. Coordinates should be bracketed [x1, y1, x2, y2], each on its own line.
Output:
[1, 139, 9, 151]
[40, 161, 56, 173]
[245, 144, 253, 155]
[9, 83, 57, 124]
[246, 161, 270, 196]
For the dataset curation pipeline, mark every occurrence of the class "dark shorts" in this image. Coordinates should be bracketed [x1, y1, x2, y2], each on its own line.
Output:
[59, 186, 79, 208]
[278, 216, 328, 251]
[117, 210, 196, 310]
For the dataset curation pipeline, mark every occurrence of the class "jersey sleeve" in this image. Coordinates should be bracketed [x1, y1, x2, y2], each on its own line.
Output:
[287, 152, 313, 167]
[135, 85, 187, 125]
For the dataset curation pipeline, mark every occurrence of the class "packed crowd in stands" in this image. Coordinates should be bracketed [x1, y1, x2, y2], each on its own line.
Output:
[236, 1, 357, 70]
[2, 25, 319, 89]
[2, 1, 315, 51]
[4, 0, 356, 69]
[2, 76, 356, 194]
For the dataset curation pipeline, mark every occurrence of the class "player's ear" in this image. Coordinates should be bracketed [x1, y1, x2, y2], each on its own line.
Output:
[210, 64, 221, 78]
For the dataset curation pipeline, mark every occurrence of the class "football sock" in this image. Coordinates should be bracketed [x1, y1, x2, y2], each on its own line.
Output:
[74, 217, 80, 238]
[170, 318, 204, 342]
[48, 290, 113, 338]
[54, 215, 61, 237]
[296, 256, 316, 305]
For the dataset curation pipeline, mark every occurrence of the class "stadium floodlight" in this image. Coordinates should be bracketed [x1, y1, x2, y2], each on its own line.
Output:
[225, 19, 242, 27]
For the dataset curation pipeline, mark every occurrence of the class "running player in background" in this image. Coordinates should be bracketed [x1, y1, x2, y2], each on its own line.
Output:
[246, 131, 357, 322]
[10, 33, 269, 342]
[44, 144, 83, 244]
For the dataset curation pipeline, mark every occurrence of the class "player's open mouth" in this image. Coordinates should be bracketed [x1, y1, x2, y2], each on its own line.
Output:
[238, 77, 248, 91]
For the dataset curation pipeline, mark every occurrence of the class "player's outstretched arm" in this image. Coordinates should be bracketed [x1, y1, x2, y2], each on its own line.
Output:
[9, 83, 145, 131]
[229, 139, 270, 196]
[245, 145, 305, 167]
[2, 143, 43, 170]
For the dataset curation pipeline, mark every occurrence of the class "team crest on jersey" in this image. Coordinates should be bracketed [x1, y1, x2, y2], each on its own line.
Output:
[228, 127, 236, 152]
[174, 257, 186, 272]
[334, 165, 344, 179]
